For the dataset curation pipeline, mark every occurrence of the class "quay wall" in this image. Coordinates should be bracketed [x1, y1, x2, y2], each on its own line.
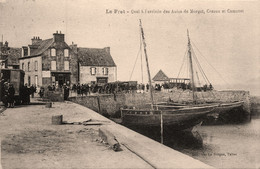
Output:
[69, 90, 250, 116]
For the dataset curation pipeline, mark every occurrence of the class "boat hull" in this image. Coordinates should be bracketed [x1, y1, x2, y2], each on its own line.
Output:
[121, 106, 215, 131]
[155, 101, 244, 116]
[212, 101, 244, 115]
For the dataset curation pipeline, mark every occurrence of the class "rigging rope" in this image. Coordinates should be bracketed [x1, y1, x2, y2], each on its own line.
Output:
[177, 48, 188, 79]
[190, 43, 217, 99]
[129, 47, 141, 81]
[129, 29, 143, 81]
[195, 71, 206, 102]
[140, 35, 144, 83]
[176, 47, 188, 103]
[190, 46, 211, 84]
[191, 40, 231, 87]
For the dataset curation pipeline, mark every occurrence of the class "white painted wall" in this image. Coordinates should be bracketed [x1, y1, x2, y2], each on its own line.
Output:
[19, 56, 42, 86]
[79, 65, 117, 84]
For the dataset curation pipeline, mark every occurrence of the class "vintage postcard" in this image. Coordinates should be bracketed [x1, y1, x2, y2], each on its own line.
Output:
[0, 0, 259, 168]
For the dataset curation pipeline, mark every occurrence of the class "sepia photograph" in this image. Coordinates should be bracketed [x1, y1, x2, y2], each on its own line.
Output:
[0, 0, 259, 168]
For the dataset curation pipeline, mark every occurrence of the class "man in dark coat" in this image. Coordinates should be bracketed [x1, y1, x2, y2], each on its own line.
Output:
[8, 83, 15, 108]
[63, 84, 70, 100]
[30, 85, 35, 98]
[23, 83, 30, 104]
[2, 82, 9, 107]
[146, 84, 149, 92]
[39, 87, 45, 98]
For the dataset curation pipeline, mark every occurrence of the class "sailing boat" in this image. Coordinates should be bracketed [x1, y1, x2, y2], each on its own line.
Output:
[154, 30, 244, 115]
[120, 20, 216, 132]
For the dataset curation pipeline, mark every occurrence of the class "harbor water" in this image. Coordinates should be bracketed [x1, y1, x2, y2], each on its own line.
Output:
[177, 117, 260, 169]
[131, 113, 260, 168]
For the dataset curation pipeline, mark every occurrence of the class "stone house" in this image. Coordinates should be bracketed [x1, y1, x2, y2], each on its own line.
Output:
[0, 41, 21, 69]
[19, 31, 75, 87]
[76, 47, 117, 84]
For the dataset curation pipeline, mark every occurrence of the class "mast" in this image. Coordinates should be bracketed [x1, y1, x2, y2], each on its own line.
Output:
[187, 30, 196, 103]
[139, 19, 154, 107]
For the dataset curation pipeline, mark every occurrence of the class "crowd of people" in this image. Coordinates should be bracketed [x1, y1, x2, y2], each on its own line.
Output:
[1, 82, 15, 108]
[1, 80, 214, 107]
[20, 84, 36, 105]
[1, 83, 37, 108]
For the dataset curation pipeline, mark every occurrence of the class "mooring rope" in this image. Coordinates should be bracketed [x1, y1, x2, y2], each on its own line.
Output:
[121, 143, 157, 169]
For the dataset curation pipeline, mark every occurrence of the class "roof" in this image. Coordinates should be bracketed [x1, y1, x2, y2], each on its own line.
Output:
[152, 70, 169, 81]
[19, 38, 71, 60]
[29, 38, 53, 56]
[78, 47, 116, 67]
[169, 78, 190, 80]
[7, 47, 22, 65]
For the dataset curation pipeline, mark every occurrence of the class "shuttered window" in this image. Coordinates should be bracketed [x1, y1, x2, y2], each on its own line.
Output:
[28, 62, 31, 71]
[64, 61, 69, 70]
[35, 61, 38, 71]
[51, 61, 56, 71]
[51, 48, 56, 56]
[90, 67, 96, 75]
[103, 67, 108, 75]
[64, 49, 69, 57]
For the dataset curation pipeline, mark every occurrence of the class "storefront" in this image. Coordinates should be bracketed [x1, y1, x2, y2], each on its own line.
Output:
[51, 72, 71, 87]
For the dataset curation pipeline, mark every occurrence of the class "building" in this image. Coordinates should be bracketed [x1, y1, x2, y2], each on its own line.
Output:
[0, 41, 21, 69]
[152, 69, 190, 86]
[152, 69, 169, 84]
[77, 47, 116, 84]
[19, 31, 74, 87]
[19, 31, 117, 87]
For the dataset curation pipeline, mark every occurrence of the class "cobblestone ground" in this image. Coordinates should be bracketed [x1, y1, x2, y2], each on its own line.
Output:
[0, 98, 151, 169]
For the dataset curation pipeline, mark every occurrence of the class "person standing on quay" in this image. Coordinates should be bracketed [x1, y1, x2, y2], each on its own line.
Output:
[2, 82, 9, 107]
[8, 83, 15, 108]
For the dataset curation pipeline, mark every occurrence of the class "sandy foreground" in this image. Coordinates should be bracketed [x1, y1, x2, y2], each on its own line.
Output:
[0, 99, 151, 169]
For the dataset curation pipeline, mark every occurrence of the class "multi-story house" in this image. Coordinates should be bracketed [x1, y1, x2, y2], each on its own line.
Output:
[0, 41, 21, 69]
[19, 31, 74, 87]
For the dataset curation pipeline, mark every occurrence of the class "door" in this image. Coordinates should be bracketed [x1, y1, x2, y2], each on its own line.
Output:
[96, 77, 108, 84]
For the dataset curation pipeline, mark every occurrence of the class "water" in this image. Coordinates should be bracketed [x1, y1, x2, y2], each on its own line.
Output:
[177, 118, 260, 169]
[131, 116, 260, 169]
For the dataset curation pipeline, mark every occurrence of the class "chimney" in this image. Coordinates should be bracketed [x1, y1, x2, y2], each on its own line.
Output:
[22, 46, 28, 57]
[53, 31, 64, 42]
[69, 42, 77, 54]
[104, 47, 110, 54]
[31, 36, 42, 45]
[4, 41, 8, 47]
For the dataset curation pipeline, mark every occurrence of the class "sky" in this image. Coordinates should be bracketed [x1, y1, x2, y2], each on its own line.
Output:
[0, 0, 259, 95]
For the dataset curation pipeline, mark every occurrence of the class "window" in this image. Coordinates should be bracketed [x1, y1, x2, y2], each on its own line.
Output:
[23, 48, 28, 57]
[28, 62, 30, 71]
[35, 61, 38, 71]
[51, 48, 56, 56]
[35, 75, 38, 86]
[102, 67, 109, 75]
[22, 63, 24, 70]
[64, 49, 69, 57]
[90, 67, 96, 75]
[51, 61, 56, 71]
[64, 61, 69, 70]
[28, 76, 31, 86]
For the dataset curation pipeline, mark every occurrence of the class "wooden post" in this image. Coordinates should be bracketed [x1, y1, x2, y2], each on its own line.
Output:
[97, 96, 101, 113]
[0, 138, 2, 169]
[160, 111, 163, 144]
[120, 108, 123, 119]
